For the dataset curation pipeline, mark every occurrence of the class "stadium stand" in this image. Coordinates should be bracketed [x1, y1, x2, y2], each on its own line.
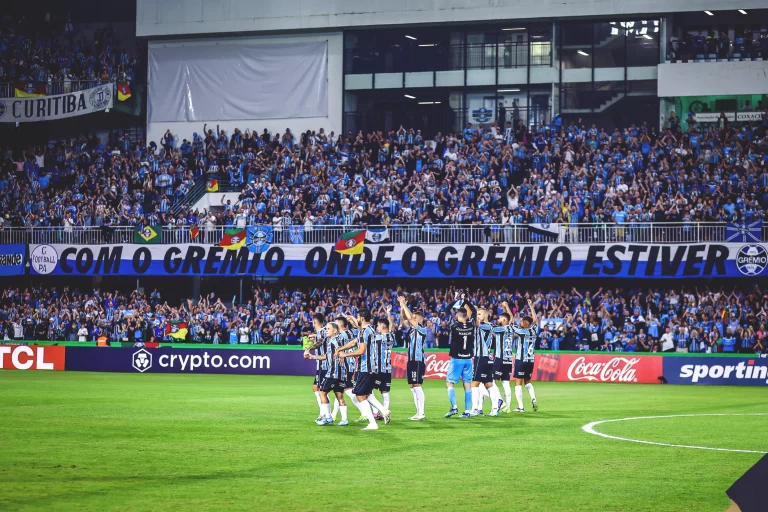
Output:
[2, 284, 767, 355]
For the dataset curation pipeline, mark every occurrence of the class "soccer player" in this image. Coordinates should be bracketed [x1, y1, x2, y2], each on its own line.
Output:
[504, 299, 539, 412]
[492, 308, 516, 413]
[471, 308, 504, 416]
[335, 308, 389, 430]
[304, 313, 326, 422]
[329, 316, 357, 423]
[371, 305, 396, 420]
[304, 322, 347, 426]
[444, 292, 476, 418]
[398, 296, 427, 420]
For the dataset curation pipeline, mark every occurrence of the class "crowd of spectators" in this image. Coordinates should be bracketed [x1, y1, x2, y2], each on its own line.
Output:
[2, 284, 767, 355]
[0, 131, 198, 230]
[668, 27, 768, 62]
[3, 110, 768, 232]
[0, 13, 139, 88]
[166, 109, 768, 232]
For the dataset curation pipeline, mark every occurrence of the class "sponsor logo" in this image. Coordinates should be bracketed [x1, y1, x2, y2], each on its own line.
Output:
[132, 349, 153, 372]
[88, 86, 112, 110]
[0, 345, 65, 370]
[30, 244, 58, 275]
[424, 353, 450, 378]
[566, 356, 641, 383]
[678, 360, 768, 385]
[736, 245, 767, 276]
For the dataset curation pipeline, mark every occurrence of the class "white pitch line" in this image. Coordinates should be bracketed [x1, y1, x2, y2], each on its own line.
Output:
[582, 413, 768, 454]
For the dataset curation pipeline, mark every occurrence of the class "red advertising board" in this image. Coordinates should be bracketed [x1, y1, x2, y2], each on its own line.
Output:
[536, 353, 663, 384]
[394, 351, 662, 384]
[0, 345, 66, 371]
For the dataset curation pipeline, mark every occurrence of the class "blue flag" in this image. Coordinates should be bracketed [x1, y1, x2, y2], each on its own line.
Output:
[726, 220, 762, 243]
[246, 226, 273, 254]
[289, 225, 305, 244]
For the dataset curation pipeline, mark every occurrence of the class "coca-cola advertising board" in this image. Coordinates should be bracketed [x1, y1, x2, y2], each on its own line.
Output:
[536, 353, 663, 384]
[392, 351, 452, 379]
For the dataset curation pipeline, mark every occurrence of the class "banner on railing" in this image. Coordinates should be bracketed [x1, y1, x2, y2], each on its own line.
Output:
[27, 242, 768, 278]
[0, 244, 25, 275]
[0, 83, 113, 122]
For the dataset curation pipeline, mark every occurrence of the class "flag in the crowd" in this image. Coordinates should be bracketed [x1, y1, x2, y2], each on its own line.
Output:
[220, 228, 246, 250]
[246, 226, 273, 254]
[190, 224, 200, 241]
[133, 224, 162, 244]
[527, 223, 559, 241]
[206, 179, 219, 192]
[365, 226, 391, 244]
[14, 81, 46, 98]
[165, 320, 188, 340]
[289, 225, 305, 244]
[117, 82, 132, 101]
[334, 230, 366, 255]
[726, 220, 762, 243]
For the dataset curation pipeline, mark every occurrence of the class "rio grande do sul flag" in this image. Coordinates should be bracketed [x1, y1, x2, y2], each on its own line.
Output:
[165, 320, 188, 340]
[334, 230, 366, 255]
[219, 228, 246, 250]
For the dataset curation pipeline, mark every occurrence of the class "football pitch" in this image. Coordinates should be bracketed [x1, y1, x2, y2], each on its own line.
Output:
[1, 372, 766, 511]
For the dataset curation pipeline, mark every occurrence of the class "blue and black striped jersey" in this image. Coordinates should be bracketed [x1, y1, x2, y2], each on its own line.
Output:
[407, 324, 427, 363]
[377, 332, 396, 373]
[314, 327, 327, 371]
[358, 325, 378, 374]
[475, 323, 493, 358]
[513, 324, 539, 363]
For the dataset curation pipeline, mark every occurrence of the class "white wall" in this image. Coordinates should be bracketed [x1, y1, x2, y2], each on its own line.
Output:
[146, 33, 343, 147]
[658, 61, 768, 97]
[191, 192, 242, 212]
[137, 0, 767, 37]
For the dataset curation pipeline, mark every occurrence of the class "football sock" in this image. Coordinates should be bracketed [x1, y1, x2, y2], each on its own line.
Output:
[382, 392, 390, 411]
[411, 388, 419, 412]
[320, 402, 331, 419]
[367, 394, 388, 414]
[515, 385, 524, 409]
[340, 405, 348, 422]
[415, 387, 426, 416]
[489, 385, 502, 411]
[357, 399, 376, 426]
[526, 383, 537, 401]
[331, 398, 339, 420]
[464, 387, 472, 412]
[314, 391, 322, 411]
[502, 381, 512, 405]
[471, 387, 480, 411]
[447, 387, 457, 409]
[345, 389, 359, 406]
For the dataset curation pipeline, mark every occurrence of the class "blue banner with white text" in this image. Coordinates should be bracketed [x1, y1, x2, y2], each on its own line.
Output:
[0, 244, 25, 275]
[663, 356, 768, 386]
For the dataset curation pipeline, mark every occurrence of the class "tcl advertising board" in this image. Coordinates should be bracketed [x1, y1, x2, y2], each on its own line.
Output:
[0, 345, 65, 371]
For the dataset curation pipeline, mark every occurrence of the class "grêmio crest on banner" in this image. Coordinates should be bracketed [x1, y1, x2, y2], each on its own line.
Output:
[0, 83, 113, 122]
[25, 242, 768, 278]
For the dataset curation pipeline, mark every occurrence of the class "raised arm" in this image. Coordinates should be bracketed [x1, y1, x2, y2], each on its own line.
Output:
[527, 298, 539, 326]
[398, 296, 419, 327]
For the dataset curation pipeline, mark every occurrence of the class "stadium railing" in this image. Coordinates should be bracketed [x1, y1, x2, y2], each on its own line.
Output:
[0, 80, 115, 98]
[0, 222, 761, 246]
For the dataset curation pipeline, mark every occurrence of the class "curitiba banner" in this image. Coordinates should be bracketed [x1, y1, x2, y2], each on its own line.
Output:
[0, 83, 114, 123]
[2, 345, 766, 386]
[25, 242, 768, 278]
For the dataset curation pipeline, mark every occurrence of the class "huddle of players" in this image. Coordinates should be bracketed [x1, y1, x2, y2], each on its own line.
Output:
[305, 292, 538, 430]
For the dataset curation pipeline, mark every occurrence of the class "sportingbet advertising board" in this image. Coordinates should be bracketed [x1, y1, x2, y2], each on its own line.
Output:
[663, 356, 768, 386]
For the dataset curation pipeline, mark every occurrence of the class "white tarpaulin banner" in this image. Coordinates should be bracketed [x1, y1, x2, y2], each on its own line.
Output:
[694, 112, 763, 123]
[148, 42, 328, 123]
[0, 83, 113, 123]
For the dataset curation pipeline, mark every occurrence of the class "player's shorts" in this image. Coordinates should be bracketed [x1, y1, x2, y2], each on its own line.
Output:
[514, 360, 535, 380]
[472, 356, 494, 383]
[493, 359, 513, 381]
[320, 376, 348, 394]
[352, 372, 375, 396]
[313, 370, 322, 386]
[446, 358, 473, 384]
[373, 372, 392, 393]
[407, 361, 426, 385]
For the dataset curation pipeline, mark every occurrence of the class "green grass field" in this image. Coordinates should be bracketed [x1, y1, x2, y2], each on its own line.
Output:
[1, 372, 766, 511]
